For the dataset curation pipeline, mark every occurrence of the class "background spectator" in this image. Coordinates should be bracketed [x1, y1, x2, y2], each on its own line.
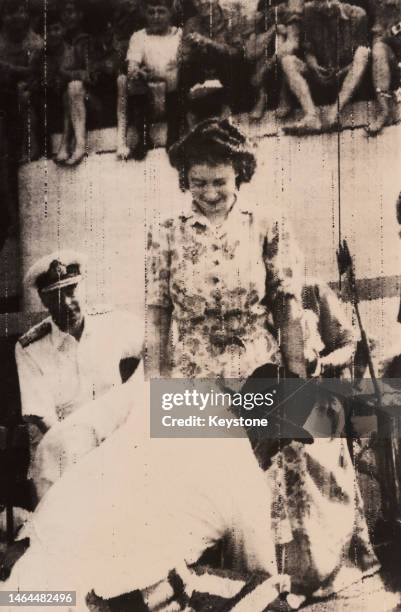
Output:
[246, 0, 304, 121]
[179, 0, 246, 121]
[280, 0, 370, 134]
[123, 0, 182, 160]
[113, 0, 145, 160]
[366, 0, 401, 135]
[0, 0, 43, 237]
[48, 0, 90, 165]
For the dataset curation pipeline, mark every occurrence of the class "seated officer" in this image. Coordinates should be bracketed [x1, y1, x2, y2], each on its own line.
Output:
[15, 250, 143, 492]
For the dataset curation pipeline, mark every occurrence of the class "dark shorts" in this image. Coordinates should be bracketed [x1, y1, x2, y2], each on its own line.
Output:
[303, 63, 349, 105]
[86, 74, 118, 129]
[127, 89, 181, 121]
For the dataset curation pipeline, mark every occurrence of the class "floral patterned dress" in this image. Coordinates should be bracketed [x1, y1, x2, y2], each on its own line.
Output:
[146, 196, 303, 380]
[147, 202, 380, 597]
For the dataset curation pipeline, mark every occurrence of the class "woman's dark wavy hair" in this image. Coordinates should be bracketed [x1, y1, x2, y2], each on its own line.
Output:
[169, 118, 257, 192]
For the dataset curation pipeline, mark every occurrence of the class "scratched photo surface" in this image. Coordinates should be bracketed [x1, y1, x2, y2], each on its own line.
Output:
[1, 0, 401, 610]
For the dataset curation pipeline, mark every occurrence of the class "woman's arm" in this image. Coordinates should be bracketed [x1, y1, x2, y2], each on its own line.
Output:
[146, 305, 172, 379]
[272, 295, 307, 378]
[263, 218, 307, 377]
[146, 219, 173, 378]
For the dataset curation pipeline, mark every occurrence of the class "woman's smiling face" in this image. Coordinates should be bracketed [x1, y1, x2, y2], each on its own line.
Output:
[188, 162, 237, 219]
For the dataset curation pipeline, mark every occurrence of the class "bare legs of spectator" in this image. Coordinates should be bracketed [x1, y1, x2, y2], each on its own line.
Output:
[367, 41, 394, 136]
[280, 55, 322, 134]
[250, 57, 270, 121]
[250, 62, 293, 123]
[250, 89, 268, 121]
[65, 80, 87, 166]
[55, 82, 86, 166]
[276, 81, 293, 120]
[55, 91, 73, 164]
[326, 46, 370, 129]
[116, 74, 131, 160]
[247, 28, 276, 122]
[17, 84, 40, 164]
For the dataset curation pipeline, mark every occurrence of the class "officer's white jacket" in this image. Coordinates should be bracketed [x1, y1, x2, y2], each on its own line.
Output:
[15, 309, 143, 428]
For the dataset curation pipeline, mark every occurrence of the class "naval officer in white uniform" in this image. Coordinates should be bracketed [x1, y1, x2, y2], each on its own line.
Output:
[15, 250, 143, 496]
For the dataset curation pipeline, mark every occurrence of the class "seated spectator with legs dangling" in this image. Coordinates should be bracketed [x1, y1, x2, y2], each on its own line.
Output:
[49, 0, 134, 166]
[179, 0, 245, 123]
[50, 0, 90, 166]
[120, 0, 182, 161]
[280, 0, 370, 134]
[85, 10, 123, 134]
[0, 0, 43, 237]
[114, 0, 145, 160]
[366, 0, 401, 135]
[0, 0, 43, 162]
[246, 0, 304, 121]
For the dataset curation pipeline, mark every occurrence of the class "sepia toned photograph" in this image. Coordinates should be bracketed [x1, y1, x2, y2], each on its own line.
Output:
[1, 0, 401, 610]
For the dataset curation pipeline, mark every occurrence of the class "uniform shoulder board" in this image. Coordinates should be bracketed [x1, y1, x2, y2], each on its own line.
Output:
[18, 320, 52, 348]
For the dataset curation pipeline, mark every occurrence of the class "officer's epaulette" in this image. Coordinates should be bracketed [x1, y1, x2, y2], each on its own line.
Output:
[18, 320, 52, 348]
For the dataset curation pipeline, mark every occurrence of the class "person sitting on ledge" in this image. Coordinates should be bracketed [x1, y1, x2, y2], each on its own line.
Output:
[118, 0, 182, 161]
[280, 0, 370, 134]
[0, 0, 43, 237]
[0, 0, 43, 163]
[50, 0, 91, 166]
[365, 0, 401, 135]
[113, 0, 144, 160]
[34, 6, 83, 164]
[179, 0, 245, 122]
[85, 11, 124, 134]
[245, 0, 304, 122]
